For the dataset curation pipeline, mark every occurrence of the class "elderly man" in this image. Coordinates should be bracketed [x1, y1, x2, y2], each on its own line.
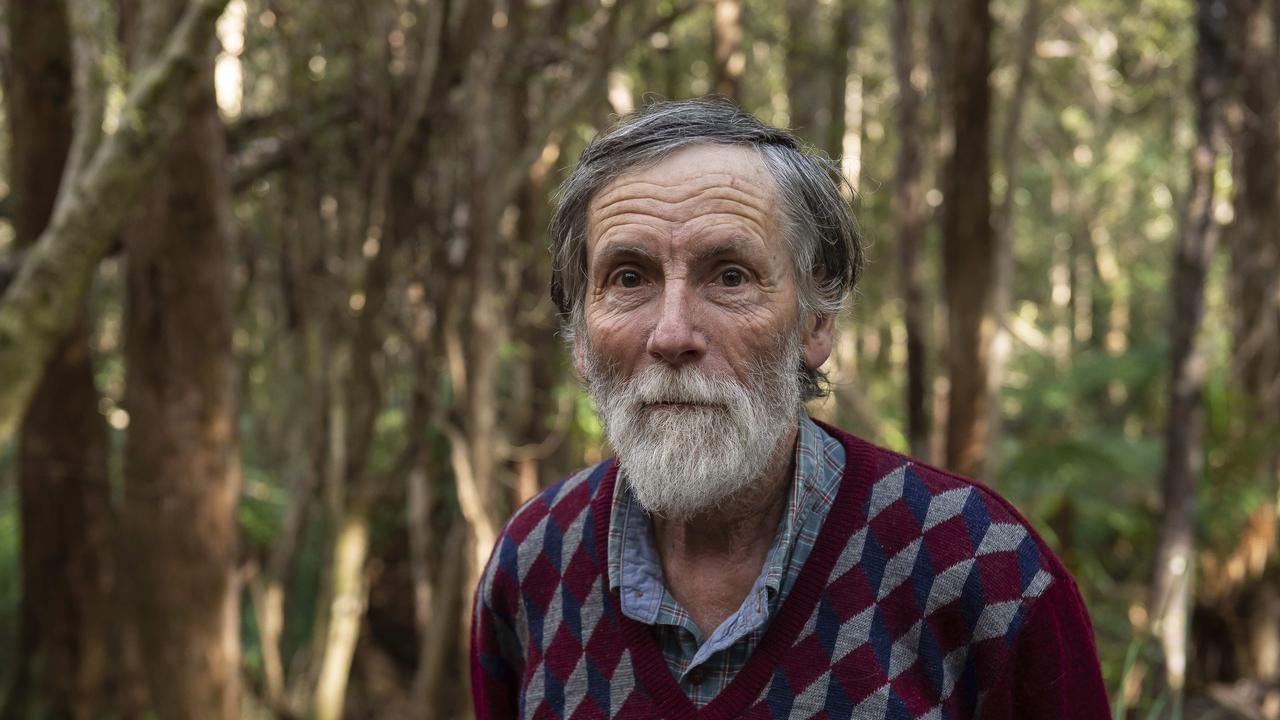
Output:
[471, 99, 1109, 719]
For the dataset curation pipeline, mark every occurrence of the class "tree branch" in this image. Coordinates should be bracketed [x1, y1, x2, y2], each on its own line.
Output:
[0, 0, 230, 445]
[494, 0, 703, 210]
[230, 101, 357, 192]
[388, 0, 448, 164]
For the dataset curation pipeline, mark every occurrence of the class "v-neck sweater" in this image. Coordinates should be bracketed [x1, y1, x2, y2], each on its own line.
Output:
[605, 414, 845, 703]
[471, 424, 1111, 719]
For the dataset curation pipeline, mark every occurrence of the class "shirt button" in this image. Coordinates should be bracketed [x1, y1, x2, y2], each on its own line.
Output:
[688, 668, 706, 685]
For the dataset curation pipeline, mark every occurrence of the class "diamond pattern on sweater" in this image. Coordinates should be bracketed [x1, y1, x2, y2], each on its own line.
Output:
[609, 651, 635, 715]
[976, 523, 1027, 556]
[746, 462, 1059, 718]
[475, 436, 1075, 720]
[868, 464, 907, 520]
[792, 672, 830, 716]
[827, 527, 869, 586]
[1024, 568, 1052, 599]
[921, 486, 973, 532]
[877, 538, 922, 600]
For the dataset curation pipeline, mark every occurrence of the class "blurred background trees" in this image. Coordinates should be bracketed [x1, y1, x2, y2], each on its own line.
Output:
[0, 0, 1277, 717]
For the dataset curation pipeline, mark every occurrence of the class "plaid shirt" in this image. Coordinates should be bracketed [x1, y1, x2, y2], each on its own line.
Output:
[605, 413, 847, 707]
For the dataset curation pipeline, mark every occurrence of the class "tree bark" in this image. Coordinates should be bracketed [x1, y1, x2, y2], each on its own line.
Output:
[311, 515, 370, 720]
[890, 0, 930, 461]
[828, 0, 862, 192]
[985, 0, 1042, 485]
[1149, 0, 1226, 707]
[0, 0, 230, 446]
[455, 10, 508, 584]
[0, 1, 111, 717]
[1, 1, 117, 717]
[119, 0, 241, 716]
[940, 0, 994, 478]
[1226, 0, 1280, 433]
[712, 0, 744, 100]
[1222, 0, 1280, 685]
[785, 0, 823, 145]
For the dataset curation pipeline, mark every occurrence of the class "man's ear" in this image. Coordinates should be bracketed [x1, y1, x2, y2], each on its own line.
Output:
[801, 312, 835, 371]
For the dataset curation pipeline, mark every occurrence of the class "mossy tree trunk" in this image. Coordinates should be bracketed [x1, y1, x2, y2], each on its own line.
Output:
[0, 0, 229, 446]
[1, 1, 113, 717]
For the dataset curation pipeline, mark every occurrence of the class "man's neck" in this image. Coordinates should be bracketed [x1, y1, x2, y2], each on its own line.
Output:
[646, 423, 800, 637]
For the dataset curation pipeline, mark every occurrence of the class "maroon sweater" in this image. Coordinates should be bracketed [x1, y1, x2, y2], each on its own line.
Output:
[472, 426, 1111, 718]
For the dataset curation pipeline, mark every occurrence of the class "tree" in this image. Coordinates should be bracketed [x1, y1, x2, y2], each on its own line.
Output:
[1226, 1, 1280, 413]
[985, 0, 1042, 485]
[1148, 0, 1227, 708]
[785, 0, 824, 145]
[890, 0, 930, 460]
[940, 0, 994, 478]
[117, 0, 241, 716]
[712, 0, 744, 100]
[1221, 0, 1280, 685]
[0, 0, 230, 446]
[1, 0, 113, 717]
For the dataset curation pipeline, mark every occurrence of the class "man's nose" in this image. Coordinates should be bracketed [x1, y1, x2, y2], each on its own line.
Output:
[646, 283, 706, 365]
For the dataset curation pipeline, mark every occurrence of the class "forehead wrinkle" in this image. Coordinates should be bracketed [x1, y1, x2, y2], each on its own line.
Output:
[590, 210, 773, 254]
[584, 146, 784, 261]
[589, 185, 774, 224]
[594, 171, 773, 203]
[589, 192, 776, 245]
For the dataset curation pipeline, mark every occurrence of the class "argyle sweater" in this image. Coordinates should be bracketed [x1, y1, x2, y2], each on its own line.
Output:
[471, 425, 1110, 719]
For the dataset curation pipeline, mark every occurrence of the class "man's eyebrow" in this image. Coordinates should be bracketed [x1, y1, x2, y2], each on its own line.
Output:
[688, 236, 755, 265]
[592, 242, 658, 269]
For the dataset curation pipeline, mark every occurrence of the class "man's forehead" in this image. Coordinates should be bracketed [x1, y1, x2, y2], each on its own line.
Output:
[593, 144, 773, 199]
[585, 144, 779, 248]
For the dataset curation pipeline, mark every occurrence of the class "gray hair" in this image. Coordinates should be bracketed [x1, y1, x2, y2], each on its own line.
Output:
[549, 97, 863, 399]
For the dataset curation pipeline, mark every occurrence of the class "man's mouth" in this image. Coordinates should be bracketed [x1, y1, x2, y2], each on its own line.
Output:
[643, 400, 719, 410]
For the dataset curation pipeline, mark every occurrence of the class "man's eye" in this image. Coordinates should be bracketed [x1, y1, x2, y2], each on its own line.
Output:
[616, 270, 643, 288]
[720, 269, 746, 287]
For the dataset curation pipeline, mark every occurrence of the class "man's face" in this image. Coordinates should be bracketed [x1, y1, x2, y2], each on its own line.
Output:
[577, 144, 833, 517]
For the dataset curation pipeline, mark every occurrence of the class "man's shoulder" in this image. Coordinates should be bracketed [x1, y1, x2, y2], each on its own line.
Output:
[821, 422, 1076, 597]
[477, 459, 615, 615]
[808, 429, 1104, 713]
[499, 458, 614, 546]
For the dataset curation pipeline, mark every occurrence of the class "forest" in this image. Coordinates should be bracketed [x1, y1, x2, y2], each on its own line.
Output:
[0, 0, 1277, 717]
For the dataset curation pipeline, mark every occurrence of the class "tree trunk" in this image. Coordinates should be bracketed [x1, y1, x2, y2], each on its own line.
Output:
[712, 0, 744, 100]
[829, 0, 862, 191]
[1, 2, 114, 718]
[926, 1, 952, 465]
[1149, 0, 1226, 708]
[890, 0, 930, 460]
[940, 0, 993, 478]
[0, 0, 229, 446]
[1226, 0, 1280, 440]
[450, 0, 510, 598]
[311, 515, 370, 720]
[985, 0, 1042, 485]
[119, 0, 241, 716]
[411, 521, 466, 711]
[785, 0, 823, 145]
[1223, 0, 1280, 685]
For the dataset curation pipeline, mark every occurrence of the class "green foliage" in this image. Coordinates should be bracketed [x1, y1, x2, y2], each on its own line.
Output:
[1200, 368, 1279, 553]
[240, 466, 285, 552]
[0, 478, 19, 693]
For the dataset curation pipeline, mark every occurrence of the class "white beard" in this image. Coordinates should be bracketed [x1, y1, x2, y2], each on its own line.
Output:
[581, 332, 803, 519]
